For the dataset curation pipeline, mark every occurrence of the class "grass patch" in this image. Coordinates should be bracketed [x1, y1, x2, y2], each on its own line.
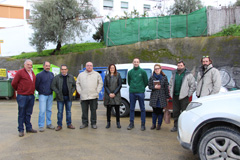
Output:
[212, 24, 240, 37]
[12, 42, 106, 59]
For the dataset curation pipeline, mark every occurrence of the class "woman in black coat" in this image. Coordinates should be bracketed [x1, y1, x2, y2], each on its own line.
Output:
[104, 64, 122, 129]
[148, 64, 170, 130]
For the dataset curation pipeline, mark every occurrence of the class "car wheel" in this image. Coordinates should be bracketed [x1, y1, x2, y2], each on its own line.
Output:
[198, 127, 240, 160]
[111, 98, 130, 117]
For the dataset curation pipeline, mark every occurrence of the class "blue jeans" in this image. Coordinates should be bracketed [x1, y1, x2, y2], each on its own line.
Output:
[17, 94, 35, 132]
[129, 93, 146, 123]
[57, 96, 72, 127]
[152, 112, 163, 125]
[38, 94, 53, 128]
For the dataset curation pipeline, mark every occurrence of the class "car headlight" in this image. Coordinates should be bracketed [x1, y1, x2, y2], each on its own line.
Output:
[186, 102, 202, 111]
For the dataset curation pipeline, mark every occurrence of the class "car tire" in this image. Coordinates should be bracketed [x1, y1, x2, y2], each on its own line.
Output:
[198, 126, 240, 160]
[111, 98, 130, 117]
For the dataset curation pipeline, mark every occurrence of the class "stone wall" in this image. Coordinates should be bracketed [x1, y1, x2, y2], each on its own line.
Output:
[1, 36, 240, 89]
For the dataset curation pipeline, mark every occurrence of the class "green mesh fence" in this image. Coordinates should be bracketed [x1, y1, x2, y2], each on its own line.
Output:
[104, 7, 207, 47]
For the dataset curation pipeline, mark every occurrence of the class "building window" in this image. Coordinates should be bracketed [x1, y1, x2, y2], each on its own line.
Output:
[26, 9, 30, 19]
[0, 4, 24, 19]
[121, 1, 128, 9]
[103, 0, 113, 9]
[144, 4, 151, 11]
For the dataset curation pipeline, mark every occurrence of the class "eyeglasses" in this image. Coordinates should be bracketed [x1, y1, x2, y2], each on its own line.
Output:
[202, 56, 209, 58]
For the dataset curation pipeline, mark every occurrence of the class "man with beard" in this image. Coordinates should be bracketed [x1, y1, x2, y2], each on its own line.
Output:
[196, 56, 221, 98]
[169, 61, 196, 132]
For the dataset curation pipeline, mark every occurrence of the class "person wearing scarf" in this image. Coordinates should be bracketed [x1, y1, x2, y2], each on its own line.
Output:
[148, 64, 170, 130]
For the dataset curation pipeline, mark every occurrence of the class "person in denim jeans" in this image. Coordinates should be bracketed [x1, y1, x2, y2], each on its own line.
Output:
[127, 58, 148, 131]
[51, 65, 76, 131]
[11, 59, 38, 137]
[35, 61, 55, 132]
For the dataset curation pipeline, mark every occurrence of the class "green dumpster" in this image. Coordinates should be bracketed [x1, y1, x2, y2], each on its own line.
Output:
[32, 64, 60, 100]
[0, 79, 14, 99]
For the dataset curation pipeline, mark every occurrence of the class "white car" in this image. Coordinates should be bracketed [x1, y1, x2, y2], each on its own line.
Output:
[115, 63, 177, 117]
[178, 90, 240, 160]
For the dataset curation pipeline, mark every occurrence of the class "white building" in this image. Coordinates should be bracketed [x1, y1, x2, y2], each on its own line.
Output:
[0, 0, 236, 56]
[0, 0, 172, 56]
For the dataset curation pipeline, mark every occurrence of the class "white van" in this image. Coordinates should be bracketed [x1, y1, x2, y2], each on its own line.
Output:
[113, 63, 177, 117]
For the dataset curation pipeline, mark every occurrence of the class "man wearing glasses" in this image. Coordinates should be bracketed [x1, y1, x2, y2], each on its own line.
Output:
[169, 61, 196, 132]
[196, 56, 221, 98]
[76, 62, 103, 129]
[51, 65, 76, 131]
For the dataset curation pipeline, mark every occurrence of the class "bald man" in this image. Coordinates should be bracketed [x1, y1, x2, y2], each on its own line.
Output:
[76, 62, 103, 129]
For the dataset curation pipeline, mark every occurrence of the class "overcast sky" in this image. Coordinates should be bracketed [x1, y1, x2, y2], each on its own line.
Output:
[201, 0, 236, 7]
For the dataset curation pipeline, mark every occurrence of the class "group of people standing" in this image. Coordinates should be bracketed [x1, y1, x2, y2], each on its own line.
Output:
[11, 56, 221, 137]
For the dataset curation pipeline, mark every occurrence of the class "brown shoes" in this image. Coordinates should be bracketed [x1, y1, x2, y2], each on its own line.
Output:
[55, 126, 62, 131]
[19, 132, 24, 137]
[26, 129, 37, 133]
[67, 124, 75, 129]
[150, 124, 156, 130]
[156, 124, 161, 130]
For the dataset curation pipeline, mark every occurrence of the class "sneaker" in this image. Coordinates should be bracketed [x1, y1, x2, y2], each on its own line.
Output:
[39, 127, 45, 132]
[19, 131, 24, 137]
[127, 123, 134, 130]
[171, 126, 178, 132]
[91, 124, 97, 129]
[47, 124, 55, 130]
[80, 124, 88, 129]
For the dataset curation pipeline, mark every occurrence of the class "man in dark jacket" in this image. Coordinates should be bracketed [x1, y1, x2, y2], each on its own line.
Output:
[127, 58, 148, 131]
[11, 59, 37, 137]
[35, 61, 55, 132]
[51, 65, 76, 131]
[169, 61, 196, 132]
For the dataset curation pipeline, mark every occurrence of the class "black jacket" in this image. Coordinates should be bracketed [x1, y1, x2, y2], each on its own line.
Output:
[104, 73, 122, 106]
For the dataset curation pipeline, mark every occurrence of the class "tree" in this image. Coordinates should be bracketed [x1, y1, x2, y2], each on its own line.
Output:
[235, 0, 240, 6]
[168, 0, 203, 15]
[29, 0, 96, 54]
[92, 22, 103, 42]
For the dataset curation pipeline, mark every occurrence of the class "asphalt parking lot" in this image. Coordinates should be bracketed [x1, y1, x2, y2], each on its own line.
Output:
[0, 99, 198, 160]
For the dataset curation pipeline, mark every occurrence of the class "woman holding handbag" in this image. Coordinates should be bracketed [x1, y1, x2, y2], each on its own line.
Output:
[148, 64, 170, 130]
[104, 64, 122, 129]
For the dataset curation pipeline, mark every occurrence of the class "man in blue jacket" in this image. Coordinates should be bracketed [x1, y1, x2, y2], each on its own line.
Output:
[35, 61, 55, 132]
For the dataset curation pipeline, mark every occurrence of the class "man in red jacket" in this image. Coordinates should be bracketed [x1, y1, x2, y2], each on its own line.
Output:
[12, 59, 37, 137]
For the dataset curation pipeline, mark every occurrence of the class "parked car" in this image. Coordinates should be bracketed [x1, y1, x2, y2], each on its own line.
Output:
[113, 63, 177, 117]
[178, 90, 240, 160]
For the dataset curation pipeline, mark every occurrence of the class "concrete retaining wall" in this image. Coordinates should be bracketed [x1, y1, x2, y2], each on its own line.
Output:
[1, 36, 240, 89]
